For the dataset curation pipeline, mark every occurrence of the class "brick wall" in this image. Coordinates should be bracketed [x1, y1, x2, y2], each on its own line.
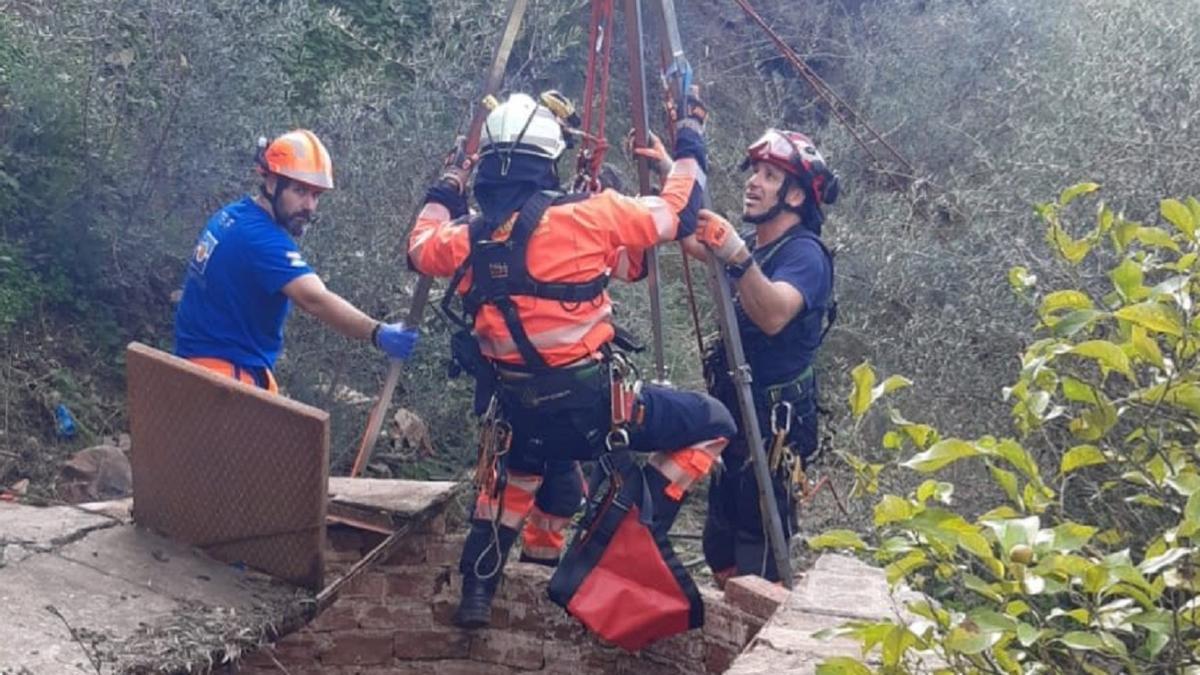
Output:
[236, 507, 777, 674]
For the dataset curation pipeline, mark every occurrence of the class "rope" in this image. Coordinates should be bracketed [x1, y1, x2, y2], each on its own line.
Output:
[651, 6, 707, 364]
[732, 0, 919, 194]
[574, 0, 617, 193]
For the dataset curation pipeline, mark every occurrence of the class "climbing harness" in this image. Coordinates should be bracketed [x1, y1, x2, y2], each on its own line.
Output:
[605, 351, 643, 451]
[441, 190, 607, 371]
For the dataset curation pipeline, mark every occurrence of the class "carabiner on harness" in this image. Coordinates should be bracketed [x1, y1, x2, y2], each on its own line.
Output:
[475, 396, 513, 499]
[770, 400, 793, 436]
[606, 352, 640, 451]
[767, 400, 793, 474]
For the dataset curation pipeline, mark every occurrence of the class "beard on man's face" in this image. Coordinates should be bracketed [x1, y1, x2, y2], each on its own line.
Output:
[280, 209, 312, 237]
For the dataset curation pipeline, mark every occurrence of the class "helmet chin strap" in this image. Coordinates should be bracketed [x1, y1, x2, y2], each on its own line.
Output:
[260, 176, 304, 237]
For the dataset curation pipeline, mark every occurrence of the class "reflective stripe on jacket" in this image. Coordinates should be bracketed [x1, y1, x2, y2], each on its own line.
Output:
[409, 159, 703, 367]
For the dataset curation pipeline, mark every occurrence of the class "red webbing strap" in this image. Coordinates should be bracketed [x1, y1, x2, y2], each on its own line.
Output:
[576, 0, 616, 192]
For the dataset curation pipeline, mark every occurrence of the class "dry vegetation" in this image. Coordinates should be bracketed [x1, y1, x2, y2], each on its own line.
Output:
[4, 0, 1200, 607]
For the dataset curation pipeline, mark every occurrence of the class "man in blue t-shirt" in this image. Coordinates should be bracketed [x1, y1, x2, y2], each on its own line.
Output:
[175, 129, 418, 392]
[686, 128, 840, 585]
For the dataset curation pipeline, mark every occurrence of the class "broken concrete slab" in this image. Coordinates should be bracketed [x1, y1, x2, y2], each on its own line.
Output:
[328, 477, 458, 519]
[727, 554, 930, 674]
[0, 501, 311, 675]
[0, 501, 116, 548]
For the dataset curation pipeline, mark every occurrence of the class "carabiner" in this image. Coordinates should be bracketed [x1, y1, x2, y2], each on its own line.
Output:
[770, 400, 793, 435]
[606, 428, 630, 451]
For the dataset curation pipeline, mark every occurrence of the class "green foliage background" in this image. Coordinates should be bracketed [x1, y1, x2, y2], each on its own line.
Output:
[4, 0, 1200, 666]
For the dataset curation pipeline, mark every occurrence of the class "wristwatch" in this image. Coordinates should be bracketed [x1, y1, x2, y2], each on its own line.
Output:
[725, 255, 755, 279]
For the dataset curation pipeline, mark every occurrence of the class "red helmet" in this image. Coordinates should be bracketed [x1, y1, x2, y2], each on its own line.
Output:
[743, 129, 839, 206]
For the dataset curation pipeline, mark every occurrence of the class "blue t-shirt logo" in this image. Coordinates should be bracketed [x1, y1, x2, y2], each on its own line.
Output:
[174, 197, 315, 370]
[191, 230, 219, 275]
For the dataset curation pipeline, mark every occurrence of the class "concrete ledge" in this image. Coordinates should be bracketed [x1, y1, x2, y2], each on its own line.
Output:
[728, 554, 928, 674]
[1, 501, 310, 674]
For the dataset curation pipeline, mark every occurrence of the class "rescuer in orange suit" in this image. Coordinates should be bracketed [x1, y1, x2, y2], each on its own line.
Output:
[407, 92, 735, 638]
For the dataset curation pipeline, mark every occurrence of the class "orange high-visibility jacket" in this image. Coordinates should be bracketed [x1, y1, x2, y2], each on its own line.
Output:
[408, 159, 704, 367]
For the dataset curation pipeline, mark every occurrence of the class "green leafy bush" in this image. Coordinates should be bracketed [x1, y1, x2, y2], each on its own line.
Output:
[0, 243, 39, 334]
[816, 184, 1200, 673]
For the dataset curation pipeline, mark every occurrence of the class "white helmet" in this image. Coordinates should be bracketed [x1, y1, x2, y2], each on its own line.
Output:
[481, 93, 566, 161]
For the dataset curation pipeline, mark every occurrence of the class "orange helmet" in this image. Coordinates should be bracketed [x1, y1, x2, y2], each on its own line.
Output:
[258, 129, 334, 190]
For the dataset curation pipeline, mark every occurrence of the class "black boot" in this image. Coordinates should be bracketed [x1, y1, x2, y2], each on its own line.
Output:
[454, 520, 518, 629]
[454, 573, 499, 628]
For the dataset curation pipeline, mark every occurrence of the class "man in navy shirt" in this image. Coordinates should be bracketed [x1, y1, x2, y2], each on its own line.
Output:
[175, 129, 418, 392]
[687, 128, 840, 585]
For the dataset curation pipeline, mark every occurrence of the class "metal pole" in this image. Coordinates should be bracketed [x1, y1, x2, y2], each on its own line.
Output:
[655, 0, 794, 587]
[350, 0, 531, 477]
[623, 0, 669, 385]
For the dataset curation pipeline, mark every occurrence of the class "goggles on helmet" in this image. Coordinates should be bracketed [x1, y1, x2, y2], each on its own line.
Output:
[743, 128, 839, 206]
[745, 129, 819, 176]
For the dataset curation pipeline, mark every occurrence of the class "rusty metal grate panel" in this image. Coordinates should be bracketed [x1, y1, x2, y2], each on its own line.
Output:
[126, 342, 328, 590]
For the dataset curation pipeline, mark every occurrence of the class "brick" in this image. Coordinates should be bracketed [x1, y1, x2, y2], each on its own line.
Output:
[318, 631, 395, 666]
[240, 667, 329, 675]
[541, 644, 602, 674]
[341, 570, 387, 600]
[236, 650, 283, 669]
[355, 667, 430, 675]
[424, 537, 464, 566]
[235, 667, 308, 675]
[432, 598, 459, 626]
[701, 600, 761, 647]
[423, 659, 516, 675]
[382, 568, 441, 600]
[352, 666, 430, 675]
[469, 628, 545, 670]
[380, 534, 423, 566]
[644, 632, 704, 663]
[414, 511, 447, 535]
[307, 603, 358, 632]
[251, 631, 327, 665]
[724, 575, 791, 621]
[704, 642, 739, 674]
[393, 628, 472, 660]
[497, 584, 544, 610]
[359, 602, 433, 630]
[581, 643, 622, 671]
[615, 652, 685, 675]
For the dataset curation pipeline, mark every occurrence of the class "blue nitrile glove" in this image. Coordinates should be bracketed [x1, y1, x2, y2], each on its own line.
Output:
[373, 322, 419, 360]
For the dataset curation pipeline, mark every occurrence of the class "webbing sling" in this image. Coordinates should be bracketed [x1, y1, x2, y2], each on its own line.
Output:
[442, 191, 609, 370]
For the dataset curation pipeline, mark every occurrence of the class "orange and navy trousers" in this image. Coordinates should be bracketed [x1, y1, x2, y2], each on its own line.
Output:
[464, 384, 735, 571]
[186, 357, 279, 394]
